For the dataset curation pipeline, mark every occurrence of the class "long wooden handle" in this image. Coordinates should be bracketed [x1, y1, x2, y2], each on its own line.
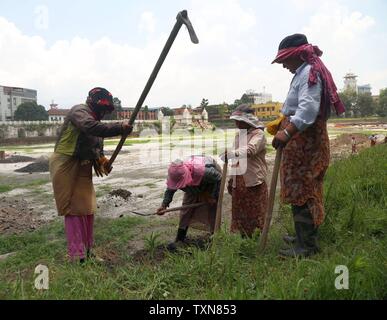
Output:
[214, 159, 228, 232]
[162, 202, 206, 214]
[107, 18, 185, 168]
[260, 147, 283, 251]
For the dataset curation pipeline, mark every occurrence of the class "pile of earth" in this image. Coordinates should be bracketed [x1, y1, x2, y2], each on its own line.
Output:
[109, 189, 132, 200]
[0, 197, 43, 235]
[14, 156, 49, 173]
[0, 155, 36, 164]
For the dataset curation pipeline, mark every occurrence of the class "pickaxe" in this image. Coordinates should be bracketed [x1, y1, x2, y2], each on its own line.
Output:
[129, 202, 206, 217]
[107, 10, 199, 169]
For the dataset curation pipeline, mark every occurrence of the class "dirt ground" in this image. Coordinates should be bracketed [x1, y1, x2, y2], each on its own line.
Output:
[0, 122, 386, 244]
[0, 197, 44, 235]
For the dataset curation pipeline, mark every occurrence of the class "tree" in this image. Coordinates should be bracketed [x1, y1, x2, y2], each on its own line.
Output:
[160, 107, 174, 116]
[105, 97, 123, 120]
[218, 103, 229, 120]
[357, 93, 375, 117]
[376, 88, 387, 117]
[200, 98, 209, 110]
[240, 93, 254, 104]
[143, 105, 149, 120]
[339, 91, 357, 117]
[14, 102, 48, 121]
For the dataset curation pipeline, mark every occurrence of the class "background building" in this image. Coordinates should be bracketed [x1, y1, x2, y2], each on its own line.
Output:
[245, 89, 272, 104]
[118, 108, 158, 120]
[343, 73, 358, 92]
[48, 101, 69, 122]
[0, 85, 37, 121]
[343, 73, 372, 95]
[357, 84, 372, 95]
[251, 102, 282, 120]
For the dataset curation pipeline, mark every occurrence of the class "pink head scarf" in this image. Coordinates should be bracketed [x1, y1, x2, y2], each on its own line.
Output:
[272, 44, 345, 118]
[166, 156, 206, 190]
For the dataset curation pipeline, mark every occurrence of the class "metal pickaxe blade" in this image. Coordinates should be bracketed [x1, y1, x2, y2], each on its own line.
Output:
[177, 10, 199, 44]
[107, 10, 199, 169]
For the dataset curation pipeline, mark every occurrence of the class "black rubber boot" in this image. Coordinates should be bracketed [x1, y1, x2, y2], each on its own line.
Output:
[282, 235, 297, 245]
[279, 205, 319, 258]
[167, 227, 188, 252]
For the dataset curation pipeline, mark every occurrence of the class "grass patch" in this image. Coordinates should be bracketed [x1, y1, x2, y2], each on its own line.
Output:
[0, 185, 13, 193]
[0, 178, 50, 193]
[0, 146, 386, 299]
[103, 139, 151, 147]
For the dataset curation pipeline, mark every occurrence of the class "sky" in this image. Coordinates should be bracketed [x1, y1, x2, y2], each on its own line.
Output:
[0, 0, 386, 109]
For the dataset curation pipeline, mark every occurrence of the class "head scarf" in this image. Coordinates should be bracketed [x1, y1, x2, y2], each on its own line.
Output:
[272, 36, 345, 118]
[87, 87, 115, 120]
[230, 104, 265, 129]
[166, 156, 206, 190]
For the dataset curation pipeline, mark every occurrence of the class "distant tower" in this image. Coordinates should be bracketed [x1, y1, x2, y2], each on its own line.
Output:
[343, 73, 358, 93]
[50, 100, 58, 109]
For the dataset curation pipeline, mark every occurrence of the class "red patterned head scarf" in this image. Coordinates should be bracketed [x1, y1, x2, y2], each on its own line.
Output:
[87, 87, 115, 120]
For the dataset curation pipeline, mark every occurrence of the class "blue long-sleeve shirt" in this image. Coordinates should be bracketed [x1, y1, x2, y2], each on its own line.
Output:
[282, 62, 322, 132]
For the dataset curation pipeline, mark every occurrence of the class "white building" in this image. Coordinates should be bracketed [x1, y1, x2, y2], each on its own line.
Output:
[159, 107, 209, 128]
[343, 73, 372, 95]
[245, 90, 272, 104]
[344, 73, 358, 92]
[0, 85, 37, 121]
[357, 84, 372, 95]
[47, 102, 69, 122]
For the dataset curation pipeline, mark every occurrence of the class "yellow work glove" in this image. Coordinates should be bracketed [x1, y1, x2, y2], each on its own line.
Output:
[266, 114, 285, 136]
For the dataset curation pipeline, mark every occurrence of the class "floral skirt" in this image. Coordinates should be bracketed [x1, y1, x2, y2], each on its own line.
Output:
[280, 116, 330, 226]
[231, 176, 268, 236]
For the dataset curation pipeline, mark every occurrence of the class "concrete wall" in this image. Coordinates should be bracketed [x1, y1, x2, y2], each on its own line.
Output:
[0, 120, 160, 141]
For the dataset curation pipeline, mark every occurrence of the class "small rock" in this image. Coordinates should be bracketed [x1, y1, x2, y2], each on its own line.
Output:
[0, 252, 17, 261]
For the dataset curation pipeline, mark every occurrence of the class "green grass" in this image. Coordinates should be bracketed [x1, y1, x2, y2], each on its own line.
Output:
[103, 139, 151, 147]
[0, 144, 54, 152]
[0, 145, 386, 299]
[0, 179, 50, 194]
[328, 117, 387, 123]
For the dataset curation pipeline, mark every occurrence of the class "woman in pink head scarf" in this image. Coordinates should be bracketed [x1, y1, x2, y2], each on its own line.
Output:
[157, 155, 222, 251]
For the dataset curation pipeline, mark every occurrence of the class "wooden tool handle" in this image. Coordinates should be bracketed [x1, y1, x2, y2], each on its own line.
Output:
[260, 147, 283, 250]
[214, 157, 228, 232]
[162, 202, 207, 214]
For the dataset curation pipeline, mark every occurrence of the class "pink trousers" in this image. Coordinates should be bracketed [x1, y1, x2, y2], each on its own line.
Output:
[64, 215, 94, 260]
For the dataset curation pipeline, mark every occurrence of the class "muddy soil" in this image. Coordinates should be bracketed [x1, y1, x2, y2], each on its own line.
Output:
[0, 124, 385, 239]
[109, 189, 132, 200]
[329, 133, 371, 160]
[15, 160, 49, 173]
[0, 197, 44, 235]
